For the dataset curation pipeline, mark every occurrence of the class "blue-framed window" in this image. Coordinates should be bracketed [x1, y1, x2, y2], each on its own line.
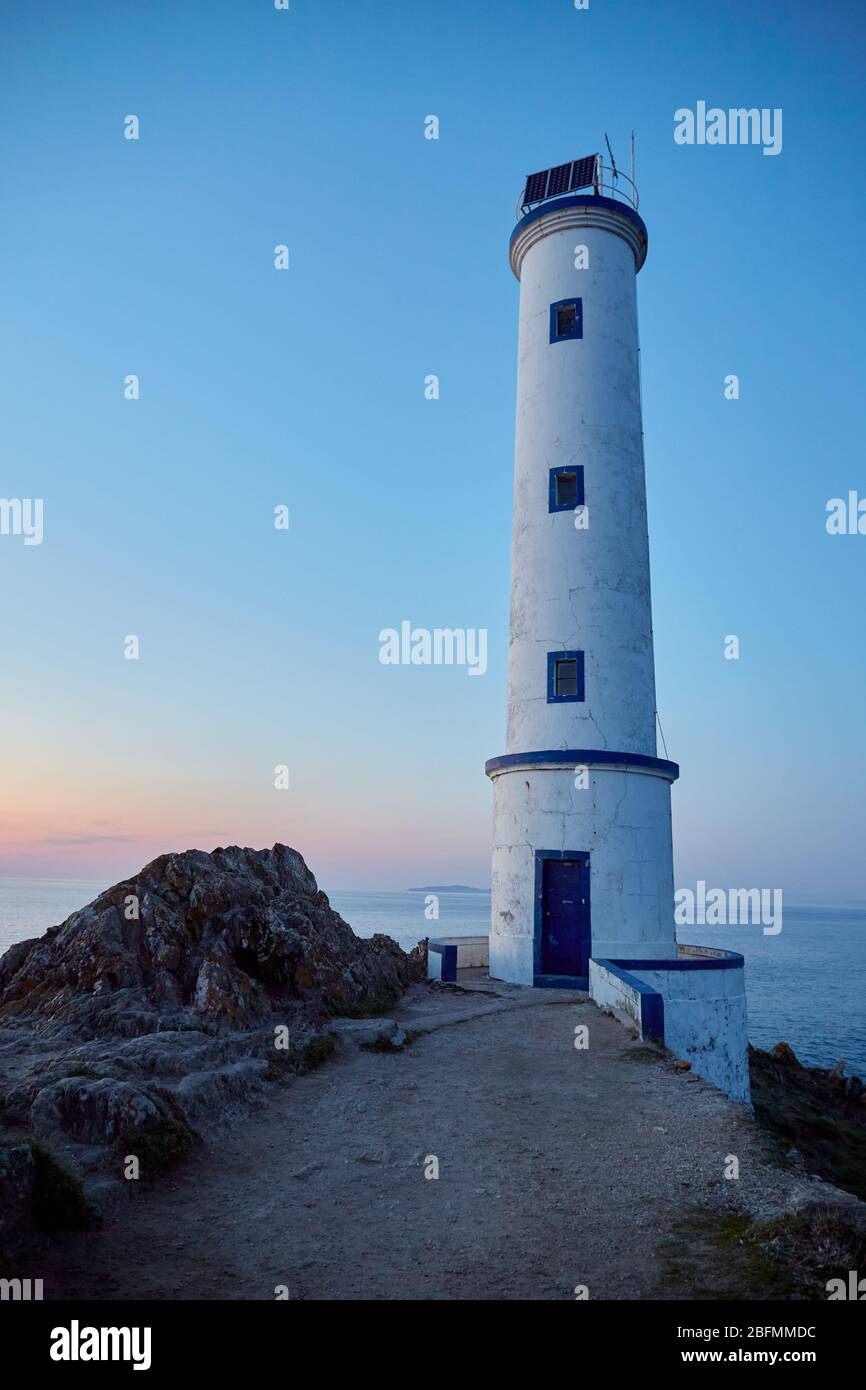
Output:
[549, 465, 585, 513]
[547, 651, 585, 703]
[549, 298, 583, 342]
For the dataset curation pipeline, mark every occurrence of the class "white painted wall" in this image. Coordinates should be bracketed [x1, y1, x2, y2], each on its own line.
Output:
[622, 949, 750, 1104]
[587, 958, 645, 1029]
[489, 198, 677, 984]
[628, 967, 750, 1102]
[427, 949, 444, 982]
[490, 759, 677, 984]
[506, 206, 656, 756]
[484, 195, 751, 1105]
[589, 949, 750, 1104]
[435, 937, 490, 969]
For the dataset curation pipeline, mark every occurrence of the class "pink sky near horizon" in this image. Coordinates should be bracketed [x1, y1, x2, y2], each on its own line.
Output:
[5, 765, 866, 905]
[2, 0, 866, 920]
[0, 768, 492, 890]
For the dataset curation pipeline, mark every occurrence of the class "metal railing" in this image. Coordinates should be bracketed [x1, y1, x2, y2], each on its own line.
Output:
[516, 157, 639, 221]
[595, 161, 639, 209]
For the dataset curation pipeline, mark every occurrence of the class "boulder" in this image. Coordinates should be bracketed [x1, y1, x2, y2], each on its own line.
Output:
[0, 844, 424, 1033]
[0, 845, 425, 1157]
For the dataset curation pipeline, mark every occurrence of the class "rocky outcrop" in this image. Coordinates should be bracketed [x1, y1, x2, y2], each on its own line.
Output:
[768, 1041, 797, 1067]
[749, 1043, 866, 1202]
[0, 843, 423, 1033]
[0, 844, 426, 1247]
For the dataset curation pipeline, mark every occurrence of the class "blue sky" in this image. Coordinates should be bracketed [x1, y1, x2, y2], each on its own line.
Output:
[1, 0, 864, 899]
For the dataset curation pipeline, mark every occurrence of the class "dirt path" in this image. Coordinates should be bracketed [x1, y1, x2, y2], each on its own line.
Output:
[32, 981, 831, 1301]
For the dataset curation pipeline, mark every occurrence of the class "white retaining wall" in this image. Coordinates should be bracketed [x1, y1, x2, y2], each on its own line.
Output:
[590, 945, 750, 1104]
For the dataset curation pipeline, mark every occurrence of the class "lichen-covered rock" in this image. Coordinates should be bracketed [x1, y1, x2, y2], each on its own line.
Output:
[31, 1078, 164, 1145]
[173, 1060, 270, 1127]
[0, 845, 425, 1159]
[0, 844, 424, 1033]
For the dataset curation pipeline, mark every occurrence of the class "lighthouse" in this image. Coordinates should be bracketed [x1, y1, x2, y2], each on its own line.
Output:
[486, 154, 681, 987]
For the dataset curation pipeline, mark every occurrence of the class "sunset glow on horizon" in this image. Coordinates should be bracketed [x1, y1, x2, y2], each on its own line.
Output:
[2, 0, 865, 903]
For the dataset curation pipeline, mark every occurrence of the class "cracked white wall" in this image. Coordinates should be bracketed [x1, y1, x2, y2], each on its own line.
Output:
[489, 199, 676, 982]
[506, 213, 656, 755]
[588, 955, 751, 1103]
[626, 961, 751, 1104]
[489, 761, 676, 983]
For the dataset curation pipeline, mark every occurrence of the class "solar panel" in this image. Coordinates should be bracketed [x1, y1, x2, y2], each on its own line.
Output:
[522, 154, 598, 208]
[569, 154, 597, 192]
[546, 162, 572, 197]
[523, 169, 549, 205]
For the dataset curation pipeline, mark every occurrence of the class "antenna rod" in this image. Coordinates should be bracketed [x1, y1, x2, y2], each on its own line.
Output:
[604, 131, 618, 179]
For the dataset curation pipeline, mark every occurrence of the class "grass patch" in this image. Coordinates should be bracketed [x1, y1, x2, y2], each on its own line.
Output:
[334, 987, 402, 1019]
[295, 1033, 338, 1073]
[658, 1206, 798, 1300]
[121, 1118, 195, 1178]
[264, 1031, 339, 1083]
[658, 1202, 866, 1300]
[26, 1141, 99, 1233]
[753, 1206, 866, 1291]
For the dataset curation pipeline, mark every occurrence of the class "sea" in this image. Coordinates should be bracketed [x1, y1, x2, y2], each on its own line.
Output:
[1, 878, 864, 1081]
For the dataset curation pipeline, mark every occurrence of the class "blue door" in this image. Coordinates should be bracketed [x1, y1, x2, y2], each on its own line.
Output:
[540, 856, 590, 979]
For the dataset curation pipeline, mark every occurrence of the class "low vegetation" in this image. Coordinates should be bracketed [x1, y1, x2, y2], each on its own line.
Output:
[749, 1044, 866, 1201]
[27, 1141, 98, 1233]
[660, 1201, 866, 1300]
[120, 1119, 196, 1178]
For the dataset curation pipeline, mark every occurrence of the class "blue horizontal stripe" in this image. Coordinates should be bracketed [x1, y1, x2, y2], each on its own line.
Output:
[485, 749, 679, 779]
[608, 952, 745, 972]
[511, 194, 648, 250]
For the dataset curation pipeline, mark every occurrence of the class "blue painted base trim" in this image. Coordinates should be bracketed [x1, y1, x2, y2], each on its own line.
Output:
[485, 748, 679, 780]
[428, 941, 458, 983]
[533, 974, 587, 990]
[511, 194, 648, 249]
[591, 959, 665, 1042]
[591, 950, 745, 1045]
[607, 952, 744, 972]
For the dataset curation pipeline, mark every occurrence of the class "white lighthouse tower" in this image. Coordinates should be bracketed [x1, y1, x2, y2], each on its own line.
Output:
[486, 153, 680, 987]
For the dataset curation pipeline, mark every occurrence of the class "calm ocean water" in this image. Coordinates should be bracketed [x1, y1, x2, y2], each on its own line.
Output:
[1, 878, 864, 1080]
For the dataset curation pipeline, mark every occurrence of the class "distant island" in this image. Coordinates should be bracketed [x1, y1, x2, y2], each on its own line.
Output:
[407, 885, 489, 894]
